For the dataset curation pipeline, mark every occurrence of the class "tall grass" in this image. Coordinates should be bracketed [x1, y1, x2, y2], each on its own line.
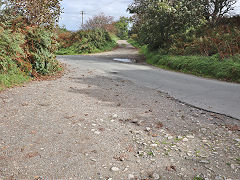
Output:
[0, 70, 30, 91]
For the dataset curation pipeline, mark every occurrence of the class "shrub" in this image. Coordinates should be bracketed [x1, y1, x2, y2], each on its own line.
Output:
[0, 0, 62, 90]
[24, 26, 60, 75]
[56, 29, 116, 55]
[169, 16, 240, 58]
[128, 0, 205, 50]
[0, 19, 61, 76]
[115, 16, 129, 40]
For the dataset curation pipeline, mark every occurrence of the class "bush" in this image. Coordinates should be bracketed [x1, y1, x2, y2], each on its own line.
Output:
[0, 25, 29, 89]
[170, 17, 240, 58]
[25, 26, 60, 75]
[0, 0, 62, 90]
[0, 19, 61, 76]
[128, 0, 205, 50]
[56, 29, 117, 55]
[115, 16, 129, 40]
[0, 26, 25, 73]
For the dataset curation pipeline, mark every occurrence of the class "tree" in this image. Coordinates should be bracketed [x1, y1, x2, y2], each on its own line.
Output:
[1, 0, 62, 26]
[128, 0, 205, 49]
[82, 13, 114, 31]
[115, 17, 129, 39]
[203, 0, 237, 21]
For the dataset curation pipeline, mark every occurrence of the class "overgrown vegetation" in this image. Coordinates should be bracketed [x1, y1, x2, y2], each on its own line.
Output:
[56, 13, 130, 55]
[128, 0, 240, 82]
[0, 0, 62, 90]
[56, 28, 117, 55]
[115, 17, 129, 40]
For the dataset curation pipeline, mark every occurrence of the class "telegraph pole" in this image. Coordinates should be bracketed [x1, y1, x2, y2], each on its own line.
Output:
[80, 11, 84, 26]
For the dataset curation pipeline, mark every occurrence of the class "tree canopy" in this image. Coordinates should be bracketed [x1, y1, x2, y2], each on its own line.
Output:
[115, 17, 129, 39]
[203, 0, 237, 21]
[128, 0, 206, 49]
[82, 13, 114, 31]
[1, 0, 62, 27]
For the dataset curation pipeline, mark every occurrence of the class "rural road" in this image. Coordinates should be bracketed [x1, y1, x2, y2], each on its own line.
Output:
[59, 40, 240, 120]
[0, 40, 239, 179]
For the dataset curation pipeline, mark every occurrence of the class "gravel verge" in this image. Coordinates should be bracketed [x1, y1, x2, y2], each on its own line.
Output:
[0, 41, 239, 180]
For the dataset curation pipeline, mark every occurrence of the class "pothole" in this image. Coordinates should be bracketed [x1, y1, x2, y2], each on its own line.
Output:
[113, 58, 133, 63]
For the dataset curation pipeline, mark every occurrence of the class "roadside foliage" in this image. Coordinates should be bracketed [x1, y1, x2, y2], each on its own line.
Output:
[56, 28, 117, 55]
[56, 13, 119, 55]
[0, 0, 62, 89]
[115, 17, 129, 40]
[128, 0, 240, 82]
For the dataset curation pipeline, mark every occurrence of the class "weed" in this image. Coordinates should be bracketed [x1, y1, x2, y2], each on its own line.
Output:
[161, 141, 169, 145]
[226, 162, 231, 166]
[236, 158, 240, 165]
[193, 176, 205, 180]
[147, 151, 154, 156]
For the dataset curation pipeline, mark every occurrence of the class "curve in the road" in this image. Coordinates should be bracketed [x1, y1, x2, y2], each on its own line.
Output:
[58, 40, 240, 120]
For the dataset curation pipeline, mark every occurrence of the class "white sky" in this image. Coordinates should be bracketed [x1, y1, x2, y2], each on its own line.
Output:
[59, 0, 240, 30]
[59, 0, 133, 30]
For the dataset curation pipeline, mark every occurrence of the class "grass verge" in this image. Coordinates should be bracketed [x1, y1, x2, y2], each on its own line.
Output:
[127, 39, 142, 48]
[0, 69, 30, 91]
[0, 62, 64, 92]
[128, 39, 240, 83]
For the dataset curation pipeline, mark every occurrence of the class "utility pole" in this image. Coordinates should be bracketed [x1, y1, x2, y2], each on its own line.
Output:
[80, 11, 85, 27]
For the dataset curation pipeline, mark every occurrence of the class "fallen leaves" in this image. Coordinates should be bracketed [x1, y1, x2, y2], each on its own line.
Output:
[29, 130, 37, 135]
[0, 156, 6, 160]
[126, 145, 134, 152]
[113, 154, 126, 161]
[166, 165, 176, 171]
[25, 152, 40, 159]
[21, 102, 28, 106]
[156, 122, 164, 129]
[226, 124, 239, 131]
[98, 127, 105, 132]
[64, 115, 75, 119]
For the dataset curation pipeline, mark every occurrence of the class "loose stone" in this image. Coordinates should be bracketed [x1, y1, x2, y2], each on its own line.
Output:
[152, 173, 160, 180]
[186, 135, 194, 139]
[128, 174, 135, 179]
[150, 144, 158, 147]
[111, 167, 120, 172]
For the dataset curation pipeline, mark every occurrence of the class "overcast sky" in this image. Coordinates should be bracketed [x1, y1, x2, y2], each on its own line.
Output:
[59, 0, 133, 30]
[59, 0, 240, 31]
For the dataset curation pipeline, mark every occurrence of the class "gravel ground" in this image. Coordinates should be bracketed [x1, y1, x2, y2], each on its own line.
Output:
[0, 41, 240, 180]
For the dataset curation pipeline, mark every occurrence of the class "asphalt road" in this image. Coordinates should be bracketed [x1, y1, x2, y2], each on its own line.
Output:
[58, 41, 240, 120]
